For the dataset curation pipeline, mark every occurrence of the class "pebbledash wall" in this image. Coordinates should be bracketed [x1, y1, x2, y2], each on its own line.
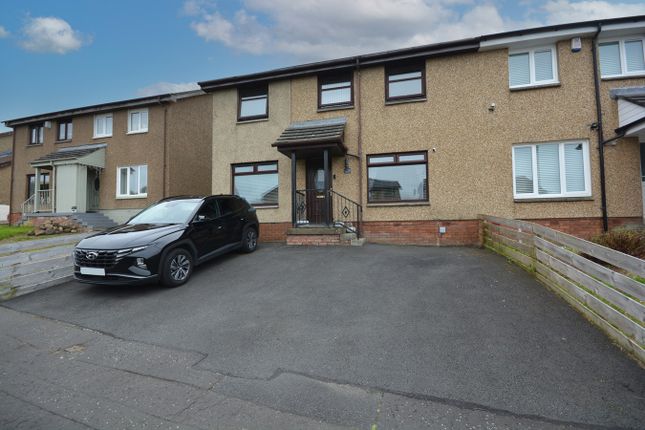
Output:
[8, 93, 212, 224]
[209, 33, 644, 245]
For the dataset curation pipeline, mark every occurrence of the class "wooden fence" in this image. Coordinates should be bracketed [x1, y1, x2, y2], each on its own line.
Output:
[480, 215, 645, 366]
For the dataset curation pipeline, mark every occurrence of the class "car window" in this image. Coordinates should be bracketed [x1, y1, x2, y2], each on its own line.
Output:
[128, 199, 201, 224]
[195, 200, 220, 221]
[217, 198, 243, 216]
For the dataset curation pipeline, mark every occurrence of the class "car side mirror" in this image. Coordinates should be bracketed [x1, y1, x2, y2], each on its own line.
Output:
[194, 214, 207, 223]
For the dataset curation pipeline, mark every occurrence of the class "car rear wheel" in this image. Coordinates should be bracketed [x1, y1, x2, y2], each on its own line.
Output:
[161, 248, 193, 287]
[242, 227, 258, 253]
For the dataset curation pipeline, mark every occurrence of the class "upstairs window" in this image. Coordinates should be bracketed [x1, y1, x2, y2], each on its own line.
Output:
[599, 37, 645, 78]
[58, 119, 73, 141]
[117, 165, 148, 198]
[232, 161, 279, 206]
[385, 63, 426, 102]
[94, 113, 113, 138]
[318, 72, 353, 109]
[508, 46, 558, 88]
[238, 84, 268, 121]
[513, 141, 591, 199]
[367, 152, 428, 203]
[128, 108, 149, 134]
[29, 124, 44, 145]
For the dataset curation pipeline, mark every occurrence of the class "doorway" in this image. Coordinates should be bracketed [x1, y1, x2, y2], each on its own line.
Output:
[305, 158, 331, 225]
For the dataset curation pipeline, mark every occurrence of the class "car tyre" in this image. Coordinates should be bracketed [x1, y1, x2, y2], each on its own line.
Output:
[161, 248, 193, 287]
[241, 227, 258, 253]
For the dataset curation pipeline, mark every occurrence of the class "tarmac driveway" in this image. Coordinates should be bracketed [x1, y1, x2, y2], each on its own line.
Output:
[3, 244, 644, 429]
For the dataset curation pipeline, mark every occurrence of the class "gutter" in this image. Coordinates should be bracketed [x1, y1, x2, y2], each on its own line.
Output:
[8, 130, 15, 224]
[591, 23, 609, 232]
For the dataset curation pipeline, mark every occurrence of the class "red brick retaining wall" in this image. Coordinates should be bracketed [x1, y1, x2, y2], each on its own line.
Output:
[259, 222, 291, 242]
[361, 220, 481, 246]
[526, 217, 641, 240]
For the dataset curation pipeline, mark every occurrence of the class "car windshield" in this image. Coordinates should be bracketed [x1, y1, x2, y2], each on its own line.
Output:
[128, 199, 201, 225]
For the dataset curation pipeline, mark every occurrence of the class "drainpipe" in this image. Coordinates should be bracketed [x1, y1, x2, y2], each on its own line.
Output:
[591, 23, 609, 232]
[355, 58, 364, 211]
[8, 128, 15, 224]
[163, 105, 169, 198]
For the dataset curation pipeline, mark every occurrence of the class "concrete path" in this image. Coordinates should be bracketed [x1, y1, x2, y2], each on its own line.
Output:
[2, 244, 644, 429]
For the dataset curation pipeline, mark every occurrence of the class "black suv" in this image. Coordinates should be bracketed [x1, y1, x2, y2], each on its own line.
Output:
[74, 195, 259, 287]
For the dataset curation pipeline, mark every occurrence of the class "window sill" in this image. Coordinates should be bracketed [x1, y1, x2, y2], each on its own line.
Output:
[93, 135, 112, 139]
[317, 105, 354, 113]
[126, 130, 148, 135]
[385, 97, 426, 106]
[253, 205, 279, 209]
[55, 139, 72, 144]
[510, 82, 560, 92]
[237, 117, 269, 125]
[367, 201, 430, 207]
[27, 143, 44, 147]
[116, 195, 148, 200]
[601, 73, 645, 81]
[514, 196, 593, 203]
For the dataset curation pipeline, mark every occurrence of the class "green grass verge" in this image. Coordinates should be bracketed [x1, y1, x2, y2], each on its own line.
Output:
[0, 225, 34, 241]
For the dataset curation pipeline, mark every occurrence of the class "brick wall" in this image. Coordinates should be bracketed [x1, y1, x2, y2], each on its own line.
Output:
[259, 222, 291, 242]
[526, 217, 641, 240]
[9, 212, 21, 225]
[361, 220, 481, 246]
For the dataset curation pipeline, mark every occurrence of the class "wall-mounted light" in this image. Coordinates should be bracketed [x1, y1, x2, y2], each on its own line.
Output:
[344, 156, 351, 174]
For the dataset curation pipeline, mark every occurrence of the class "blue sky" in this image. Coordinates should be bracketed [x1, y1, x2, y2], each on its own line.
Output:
[1, 0, 644, 132]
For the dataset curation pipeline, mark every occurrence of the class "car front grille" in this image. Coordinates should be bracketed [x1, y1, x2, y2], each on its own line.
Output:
[75, 249, 129, 268]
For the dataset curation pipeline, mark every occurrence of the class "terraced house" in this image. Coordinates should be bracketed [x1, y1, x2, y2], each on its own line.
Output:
[4, 15, 645, 244]
[4, 91, 212, 227]
[202, 15, 645, 245]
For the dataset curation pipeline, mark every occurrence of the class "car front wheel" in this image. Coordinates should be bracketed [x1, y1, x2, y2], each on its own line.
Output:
[242, 227, 258, 253]
[161, 248, 193, 287]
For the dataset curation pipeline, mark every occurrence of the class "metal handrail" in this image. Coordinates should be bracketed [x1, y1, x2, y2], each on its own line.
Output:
[22, 195, 35, 214]
[21, 189, 54, 213]
[294, 189, 363, 237]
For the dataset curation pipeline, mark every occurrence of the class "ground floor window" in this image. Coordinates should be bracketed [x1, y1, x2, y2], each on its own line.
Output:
[367, 151, 428, 203]
[117, 165, 148, 198]
[26, 172, 50, 198]
[232, 161, 278, 206]
[513, 141, 591, 199]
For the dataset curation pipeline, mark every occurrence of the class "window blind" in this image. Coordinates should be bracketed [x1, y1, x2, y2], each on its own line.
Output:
[599, 42, 621, 76]
[534, 50, 553, 82]
[625, 40, 645, 73]
[513, 146, 533, 194]
[564, 143, 585, 192]
[536, 144, 561, 195]
[509, 53, 530, 86]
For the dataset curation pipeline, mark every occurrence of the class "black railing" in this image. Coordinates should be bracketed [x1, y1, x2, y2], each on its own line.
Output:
[294, 189, 363, 237]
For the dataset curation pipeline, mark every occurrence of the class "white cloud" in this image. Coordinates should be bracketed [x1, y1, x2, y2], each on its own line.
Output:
[20, 17, 88, 54]
[187, 0, 514, 59]
[543, 0, 645, 24]
[0, 26, 9, 38]
[136, 81, 201, 97]
[185, 0, 645, 61]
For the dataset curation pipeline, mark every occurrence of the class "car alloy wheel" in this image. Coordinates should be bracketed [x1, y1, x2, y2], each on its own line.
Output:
[244, 228, 257, 252]
[169, 253, 191, 281]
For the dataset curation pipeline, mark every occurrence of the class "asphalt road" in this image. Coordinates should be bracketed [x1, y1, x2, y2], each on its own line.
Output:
[2, 244, 644, 429]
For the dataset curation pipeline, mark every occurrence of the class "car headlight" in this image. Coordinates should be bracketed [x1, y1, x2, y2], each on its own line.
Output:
[131, 246, 148, 253]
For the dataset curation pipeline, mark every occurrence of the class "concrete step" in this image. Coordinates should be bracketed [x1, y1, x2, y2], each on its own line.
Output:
[70, 212, 117, 230]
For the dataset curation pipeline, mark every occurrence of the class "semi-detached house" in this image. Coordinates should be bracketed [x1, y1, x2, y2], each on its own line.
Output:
[4, 16, 645, 245]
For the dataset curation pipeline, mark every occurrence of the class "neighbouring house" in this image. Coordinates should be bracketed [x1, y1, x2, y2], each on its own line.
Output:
[0, 131, 13, 222]
[200, 15, 645, 244]
[3, 91, 212, 226]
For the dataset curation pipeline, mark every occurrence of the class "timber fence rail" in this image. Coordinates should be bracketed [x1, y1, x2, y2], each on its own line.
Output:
[480, 215, 645, 366]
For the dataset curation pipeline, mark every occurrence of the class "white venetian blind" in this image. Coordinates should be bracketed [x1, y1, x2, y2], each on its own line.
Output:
[625, 40, 645, 73]
[513, 147, 534, 194]
[509, 53, 530, 87]
[564, 143, 585, 192]
[536, 144, 561, 195]
[599, 42, 621, 76]
[534, 49, 553, 82]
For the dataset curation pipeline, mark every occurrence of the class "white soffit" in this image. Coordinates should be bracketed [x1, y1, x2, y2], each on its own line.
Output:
[480, 21, 645, 51]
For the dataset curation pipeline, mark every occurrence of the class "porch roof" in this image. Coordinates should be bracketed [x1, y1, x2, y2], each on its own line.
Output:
[0, 150, 11, 167]
[30, 143, 106, 168]
[272, 117, 347, 158]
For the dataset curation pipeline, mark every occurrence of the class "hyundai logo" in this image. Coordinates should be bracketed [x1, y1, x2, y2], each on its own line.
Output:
[86, 251, 99, 260]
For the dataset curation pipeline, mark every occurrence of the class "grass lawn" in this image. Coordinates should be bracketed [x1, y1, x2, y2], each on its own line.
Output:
[0, 225, 34, 242]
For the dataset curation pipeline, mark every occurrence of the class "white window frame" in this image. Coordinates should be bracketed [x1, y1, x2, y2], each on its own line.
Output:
[116, 165, 148, 199]
[127, 108, 149, 134]
[508, 45, 559, 89]
[512, 140, 591, 199]
[598, 36, 645, 79]
[93, 113, 113, 138]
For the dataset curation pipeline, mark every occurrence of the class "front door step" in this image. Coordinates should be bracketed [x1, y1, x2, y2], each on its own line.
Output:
[286, 227, 364, 246]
